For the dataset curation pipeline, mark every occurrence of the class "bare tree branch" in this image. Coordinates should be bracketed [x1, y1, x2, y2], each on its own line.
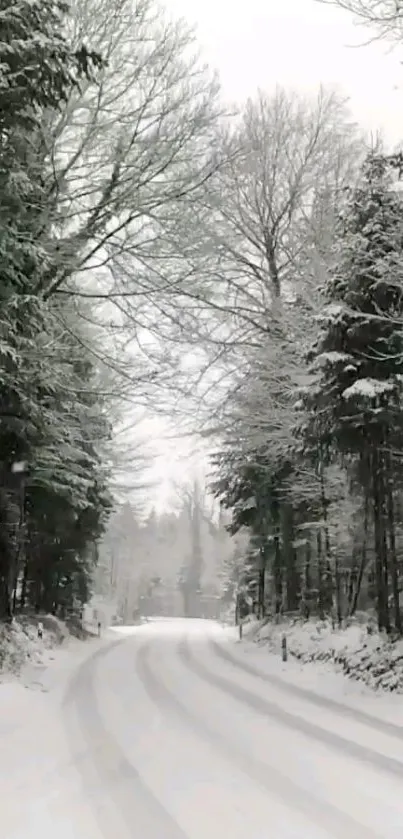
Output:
[316, 0, 403, 42]
[38, 0, 225, 301]
[130, 87, 364, 437]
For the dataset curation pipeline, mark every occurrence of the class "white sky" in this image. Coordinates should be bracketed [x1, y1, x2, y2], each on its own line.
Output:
[168, 0, 403, 145]
[142, 0, 403, 511]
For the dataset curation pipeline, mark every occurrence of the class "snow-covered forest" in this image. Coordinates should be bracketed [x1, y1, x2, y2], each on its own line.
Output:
[94, 485, 243, 622]
[3, 0, 403, 639]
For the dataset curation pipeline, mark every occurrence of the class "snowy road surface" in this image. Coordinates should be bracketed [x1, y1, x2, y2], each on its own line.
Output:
[3, 619, 403, 838]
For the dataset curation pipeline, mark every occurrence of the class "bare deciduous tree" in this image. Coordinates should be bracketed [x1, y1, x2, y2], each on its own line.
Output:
[145, 87, 363, 439]
[171, 89, 359, 312]
[40, 0, 223, 301]
[31, 0, 232, 459]
[316, 0, 403, 40]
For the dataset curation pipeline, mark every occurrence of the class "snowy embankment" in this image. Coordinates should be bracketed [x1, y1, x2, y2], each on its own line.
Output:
[0, 614, 68, 676]
[241, 616, 403, 693]
[0, 613, 100, 684]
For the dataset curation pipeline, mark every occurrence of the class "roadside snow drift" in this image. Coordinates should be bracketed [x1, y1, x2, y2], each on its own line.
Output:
[0, 615, 70, 678]
[245, 617, 403, 692]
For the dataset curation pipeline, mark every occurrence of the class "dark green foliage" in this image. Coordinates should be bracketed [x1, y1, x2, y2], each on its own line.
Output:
[305, 153, 403, 457]
[303, 154, 403, 632]
[0, 1, 102, 288]
[212, 448, 298, 618]
[0, 0, 102, 128]
[0, 0, 111, 621]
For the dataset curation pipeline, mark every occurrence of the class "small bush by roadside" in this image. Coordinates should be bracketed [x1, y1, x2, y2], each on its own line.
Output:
[0, 615, 69, 676]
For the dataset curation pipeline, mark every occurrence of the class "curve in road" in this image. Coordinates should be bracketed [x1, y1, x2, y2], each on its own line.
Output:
[136, 636, 383, 839]
[209, 636, 403, 740]
[177, 638, 403, 779]
[60, 620, 403, 839]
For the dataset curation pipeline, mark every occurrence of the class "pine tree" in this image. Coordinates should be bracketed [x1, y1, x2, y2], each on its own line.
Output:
[0, 0, 103, 298]
[0, 0, 107, 619]
[212, 448, 290, 618]
[305, 153, 403, 633]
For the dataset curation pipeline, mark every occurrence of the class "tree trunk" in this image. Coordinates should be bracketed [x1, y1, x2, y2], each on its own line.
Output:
[257, 566, 265, 619]
[303, 539, 312, 618]
[334, 554, 342, 627]
[349, 493, 369, 616]
[380, 466, 390, 630]
[320, 465, 334, 615]
[273, 530, 283, 615]
[281, 503, 299, 612]
[12, 576, 18, 614]
[19, 554, 29, 611]
[0, 575, 12, 622]
[316, 529, 325, 619]
[372, 446, 390, 632]
[34, 574, 42, 613]
[349, 547, 367, 617]
[387, 483, 401, 634]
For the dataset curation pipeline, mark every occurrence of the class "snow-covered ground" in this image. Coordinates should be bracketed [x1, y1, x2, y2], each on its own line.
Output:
[0, 614, 68, 676]
[91, 619, 403, 838]
[231, 616, 403, 724]
[2, 616, 403, 838]
[0, 616, 121, 839]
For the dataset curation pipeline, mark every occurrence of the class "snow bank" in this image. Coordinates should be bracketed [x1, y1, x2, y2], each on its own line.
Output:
[247, 617, 403, 692]
[0, 614, 71, 678]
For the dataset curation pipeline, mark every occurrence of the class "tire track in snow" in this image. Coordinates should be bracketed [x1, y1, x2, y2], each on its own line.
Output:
[179, 638, 403, 780]
[63, 638, 189, 839]
[209, 637, 403, 740]
[135, 639, 381, 839]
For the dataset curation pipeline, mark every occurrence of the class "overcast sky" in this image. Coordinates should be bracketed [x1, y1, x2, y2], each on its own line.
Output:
[142, 0, 403, 512]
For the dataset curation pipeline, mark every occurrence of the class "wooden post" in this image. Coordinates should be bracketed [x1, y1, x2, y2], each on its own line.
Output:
[239, 620, 243, 640]
[281, 633, 287, 662]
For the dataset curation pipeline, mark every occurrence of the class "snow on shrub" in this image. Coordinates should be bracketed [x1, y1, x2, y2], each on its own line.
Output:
[0, 615, 68, 676]
[251, 618, 403, 692]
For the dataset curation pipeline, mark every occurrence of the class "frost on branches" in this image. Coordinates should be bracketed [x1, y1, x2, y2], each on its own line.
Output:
[214, 150, 403, 640]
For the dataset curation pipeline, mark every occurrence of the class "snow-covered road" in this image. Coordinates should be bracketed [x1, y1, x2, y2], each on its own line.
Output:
[3, 618, 403, 838]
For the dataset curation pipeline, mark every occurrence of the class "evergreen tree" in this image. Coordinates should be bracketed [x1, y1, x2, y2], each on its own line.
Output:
[0, 0, 108, 619]
[0, 0, 102, 299]
[212, 448, 291, 618]
[304, 153, 403, 632]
